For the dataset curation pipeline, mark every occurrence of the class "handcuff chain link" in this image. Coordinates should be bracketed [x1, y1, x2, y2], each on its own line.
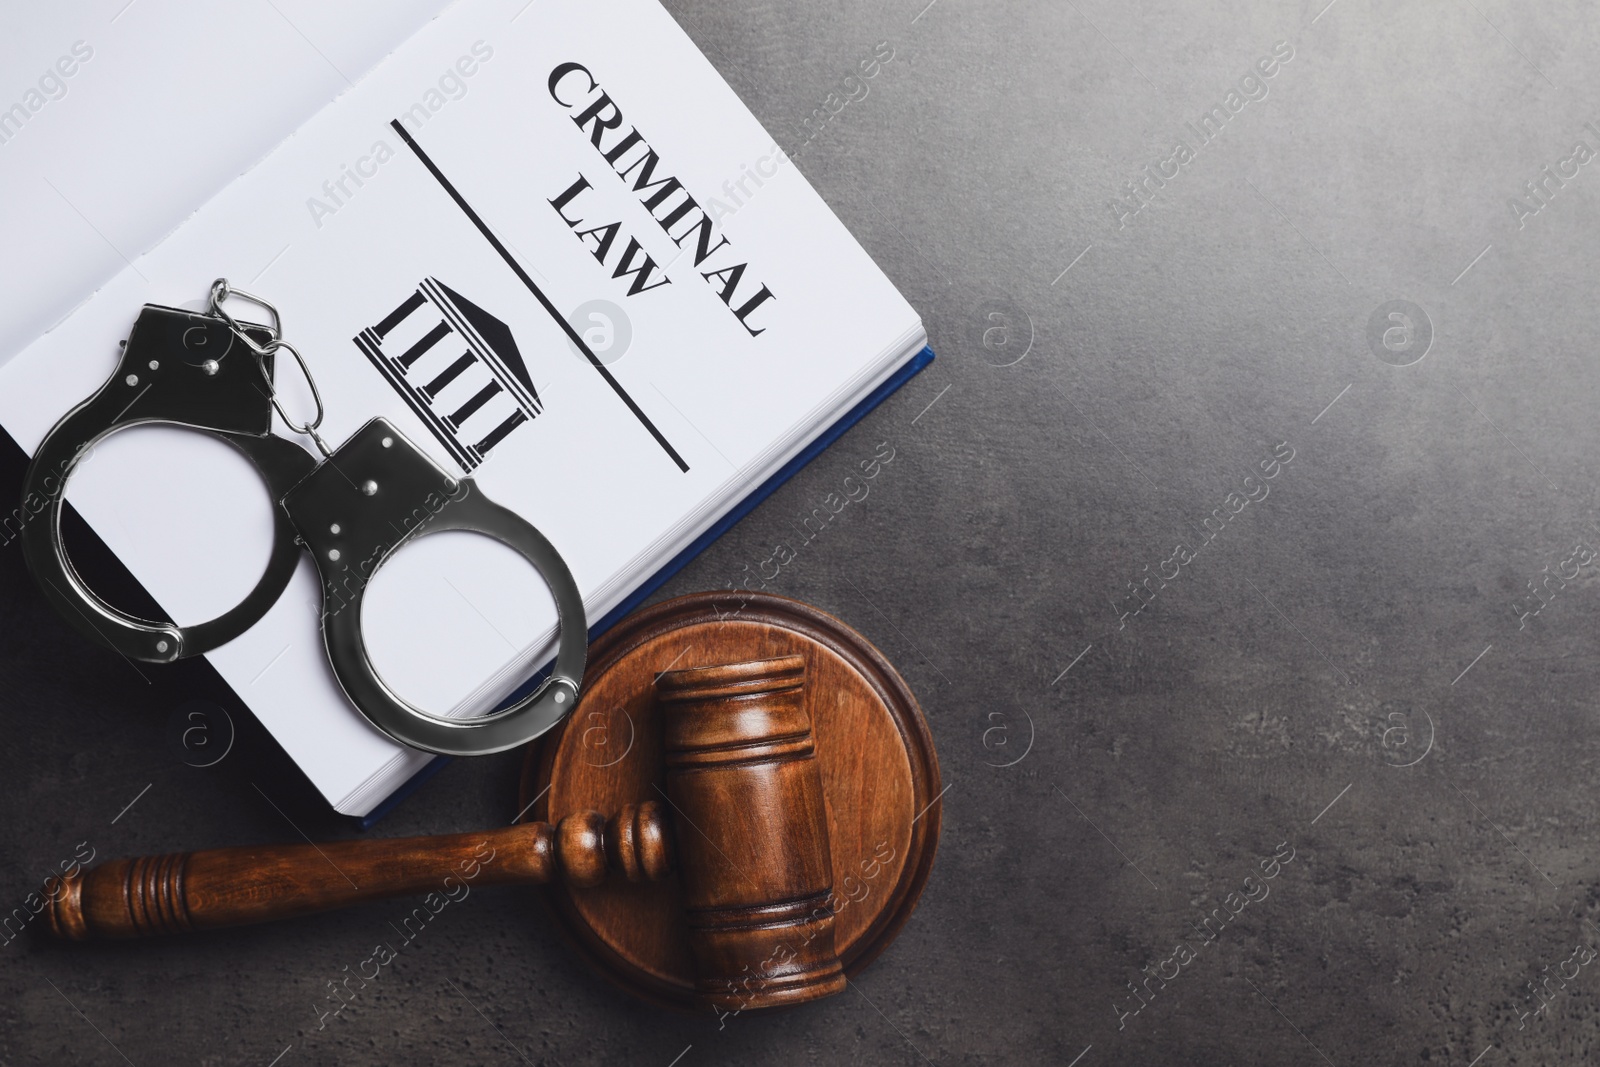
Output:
[209, 278, 332, 457]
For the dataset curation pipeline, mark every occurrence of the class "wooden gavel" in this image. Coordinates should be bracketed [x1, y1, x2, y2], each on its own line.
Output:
[44, 656, 847, 1010]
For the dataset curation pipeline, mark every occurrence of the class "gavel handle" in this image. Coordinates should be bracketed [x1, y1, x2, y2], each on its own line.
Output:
[45, 804, 670, 941]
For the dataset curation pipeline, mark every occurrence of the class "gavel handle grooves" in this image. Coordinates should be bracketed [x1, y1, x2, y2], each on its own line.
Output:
[44, 804, 670, 941]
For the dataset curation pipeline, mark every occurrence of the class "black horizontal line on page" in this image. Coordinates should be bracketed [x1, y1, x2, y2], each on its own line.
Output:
[389, 119, 690, 473]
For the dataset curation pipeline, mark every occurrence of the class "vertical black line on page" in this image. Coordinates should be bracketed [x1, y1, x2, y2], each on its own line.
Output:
[390, 119, 691, 473]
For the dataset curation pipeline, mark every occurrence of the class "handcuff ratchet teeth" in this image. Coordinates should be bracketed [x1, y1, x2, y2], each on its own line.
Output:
[20, 281, 586, 757]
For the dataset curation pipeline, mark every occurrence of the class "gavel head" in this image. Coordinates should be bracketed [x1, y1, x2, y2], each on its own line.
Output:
[655, 654, 846, 1010]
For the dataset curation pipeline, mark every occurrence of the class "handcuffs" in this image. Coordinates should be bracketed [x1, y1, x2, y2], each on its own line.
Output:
[19, 281, 585, 757]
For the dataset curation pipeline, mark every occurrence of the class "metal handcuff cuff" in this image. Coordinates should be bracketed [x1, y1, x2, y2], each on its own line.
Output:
[19, 282, 585, 757]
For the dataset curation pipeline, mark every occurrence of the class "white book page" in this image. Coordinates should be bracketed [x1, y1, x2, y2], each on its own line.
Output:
[0, 0, 922, 813]
[0, 0, 453, 366]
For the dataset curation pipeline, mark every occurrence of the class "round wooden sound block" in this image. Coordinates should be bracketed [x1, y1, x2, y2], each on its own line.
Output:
[519, 591, 941, 1010]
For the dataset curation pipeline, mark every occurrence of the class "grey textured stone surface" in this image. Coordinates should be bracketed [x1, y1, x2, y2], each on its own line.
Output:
[6, 0, 1600, 1063]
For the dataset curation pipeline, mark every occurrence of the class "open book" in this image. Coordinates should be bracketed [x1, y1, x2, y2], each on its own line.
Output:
[0, 0, 928, 816]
